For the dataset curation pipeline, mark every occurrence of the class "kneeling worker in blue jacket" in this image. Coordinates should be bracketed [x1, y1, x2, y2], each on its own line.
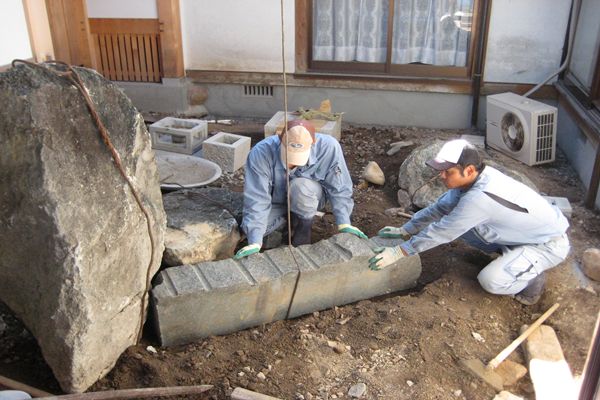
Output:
[235, 119, 366, 259]
[370, 139, 570, 305]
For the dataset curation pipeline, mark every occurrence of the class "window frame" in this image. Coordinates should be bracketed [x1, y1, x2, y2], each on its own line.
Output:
[297, 0, 484, 80]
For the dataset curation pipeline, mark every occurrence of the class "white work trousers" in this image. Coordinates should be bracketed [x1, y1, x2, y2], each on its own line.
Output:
[460, 230, 570, 295]
[263, 178, 326, 236]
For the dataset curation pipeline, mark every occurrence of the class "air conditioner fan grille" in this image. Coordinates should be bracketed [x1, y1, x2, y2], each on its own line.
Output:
[500, 112, 524, 152]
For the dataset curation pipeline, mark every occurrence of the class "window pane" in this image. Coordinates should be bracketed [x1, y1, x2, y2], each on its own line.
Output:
[391, 0, 472, 66]
[312, 0, 389, 63]
[569, 0, 600, 91]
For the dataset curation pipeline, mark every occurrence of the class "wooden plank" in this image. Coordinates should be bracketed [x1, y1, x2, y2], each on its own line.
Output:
[231, 387, 282, 400]
[295, 0, 309, 73]
[157, 0, 184, 77]
[118, 34, 129, 81]
[138, 36, 148, 82]
[143, 34, 155, 82]
[522, 325, 576, 400]
[91, 34, 103, 75]
[89, 18, 159, 34]
[150, 35, 161, 82]
[104, 34, 116, 80]
[131, 35, 142, 81]
[63, 0, 93, 67]
[124, 34, 135, 81]
[111, 34, 123, 81]
[45, 0, 71, 63]
[98, 35, 109, 78]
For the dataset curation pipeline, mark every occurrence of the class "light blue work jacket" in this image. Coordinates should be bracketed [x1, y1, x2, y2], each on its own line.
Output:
[401, 166, 569, 255]
[241, 134, 354, 244]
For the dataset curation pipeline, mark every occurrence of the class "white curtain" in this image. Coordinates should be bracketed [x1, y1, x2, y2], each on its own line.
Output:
[313, 0, 472, 67]
[313, 0, 389, 62]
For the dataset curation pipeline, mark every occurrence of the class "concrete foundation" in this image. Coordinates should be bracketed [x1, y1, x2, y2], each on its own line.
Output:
[151, 234, 421, 346]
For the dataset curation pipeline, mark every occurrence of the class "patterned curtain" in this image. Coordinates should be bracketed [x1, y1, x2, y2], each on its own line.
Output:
[312, 0, 472, 67]
[313, 0, 389, 62]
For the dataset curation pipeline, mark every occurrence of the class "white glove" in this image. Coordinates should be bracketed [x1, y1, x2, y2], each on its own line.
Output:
[369, 246, 406, 271]
[377, 226, 411, 240]
[234, 243, 261, 259]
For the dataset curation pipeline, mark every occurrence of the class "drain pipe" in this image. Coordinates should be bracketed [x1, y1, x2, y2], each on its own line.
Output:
[470, 0, 491, 129]
[523, 0, 581, 98]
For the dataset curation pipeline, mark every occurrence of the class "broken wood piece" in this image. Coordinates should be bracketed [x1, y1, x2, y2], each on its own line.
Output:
[521, 324, 576, 400]
[384, 208, 414, 219]
[231, 387, 282, 400]
[0, 375, 53, 398]
[387, 141, 414, 156]
[35, 385, 212, 400]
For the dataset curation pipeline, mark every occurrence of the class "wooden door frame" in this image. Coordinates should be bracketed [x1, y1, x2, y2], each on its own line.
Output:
[157, 0, 184, 78]
[44, 0, 184, 79]
[44, 0, 94, 67]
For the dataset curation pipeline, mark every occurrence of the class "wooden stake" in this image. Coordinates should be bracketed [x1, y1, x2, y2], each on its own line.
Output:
[0, 374, 53, 398]
[36, 385, 213, 400]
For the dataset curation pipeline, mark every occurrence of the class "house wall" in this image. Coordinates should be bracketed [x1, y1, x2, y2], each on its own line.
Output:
[484, 0, 571, 84]
[0, 0, 33, 67]
[556, 105, 600, 210]
[170, 0, 572, 127]
[86, 0, 157, 19]
[179, 0, 295, 73]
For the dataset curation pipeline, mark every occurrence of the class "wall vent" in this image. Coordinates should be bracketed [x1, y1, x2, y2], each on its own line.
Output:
[243, 85, 274, 97]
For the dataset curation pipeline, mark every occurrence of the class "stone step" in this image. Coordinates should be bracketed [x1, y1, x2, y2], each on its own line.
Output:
[151, 234, 421, 346]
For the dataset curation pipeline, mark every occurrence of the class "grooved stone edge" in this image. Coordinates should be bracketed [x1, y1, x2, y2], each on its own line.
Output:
[151, 233, 421, 346]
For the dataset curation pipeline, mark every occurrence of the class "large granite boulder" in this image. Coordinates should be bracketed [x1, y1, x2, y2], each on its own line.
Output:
[0, 63, 166, 392]
[163, 187, 243, 266]
[398, 141, 539, 208]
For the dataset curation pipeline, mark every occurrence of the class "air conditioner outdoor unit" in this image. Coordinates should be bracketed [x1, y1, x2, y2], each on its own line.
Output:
[486, 92, 557, 166]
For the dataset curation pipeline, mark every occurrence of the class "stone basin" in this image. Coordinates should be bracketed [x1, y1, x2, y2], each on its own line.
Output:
[155, 150, 222, 190]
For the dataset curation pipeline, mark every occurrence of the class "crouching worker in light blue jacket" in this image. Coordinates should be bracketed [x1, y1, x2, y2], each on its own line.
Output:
[234, 119, 367, 259]
[371, 139, 569, 305]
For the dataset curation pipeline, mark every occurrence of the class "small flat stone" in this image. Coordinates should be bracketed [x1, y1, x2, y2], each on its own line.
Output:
[348, 383, 367, 398]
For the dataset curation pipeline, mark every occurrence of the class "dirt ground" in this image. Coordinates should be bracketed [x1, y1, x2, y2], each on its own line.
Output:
[1, 121, 599, 400]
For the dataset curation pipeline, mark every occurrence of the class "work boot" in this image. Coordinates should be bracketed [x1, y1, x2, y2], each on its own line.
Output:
[514, 272, 546, 306]
[291, 213, 313, 246]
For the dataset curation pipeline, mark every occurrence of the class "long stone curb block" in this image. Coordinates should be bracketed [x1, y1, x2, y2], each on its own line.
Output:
[152, 233, 421, 346]
[287, 234, 421, 318]
[152, 254, 298, 346]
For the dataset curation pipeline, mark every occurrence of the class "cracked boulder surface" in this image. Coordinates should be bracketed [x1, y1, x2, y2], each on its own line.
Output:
[0, 64, 166, 393]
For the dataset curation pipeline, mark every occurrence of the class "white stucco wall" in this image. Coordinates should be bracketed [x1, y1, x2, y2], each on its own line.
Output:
[484, 0, 571, 84]
[0, 0, 32, 66]
[86, 0, 157, 19]
[180, 0, 295, 72]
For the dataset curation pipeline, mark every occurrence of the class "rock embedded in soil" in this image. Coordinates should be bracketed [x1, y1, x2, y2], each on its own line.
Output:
[581, 248, 600, 281]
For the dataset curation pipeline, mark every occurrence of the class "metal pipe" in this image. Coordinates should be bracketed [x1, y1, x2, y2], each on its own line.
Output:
[470, 0, 490, 128]
[523, 0, 581, 98]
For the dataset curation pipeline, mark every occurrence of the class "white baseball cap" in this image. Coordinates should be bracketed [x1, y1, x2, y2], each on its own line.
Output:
[280, 120, 316, 166]
[426, 139, 480, 171]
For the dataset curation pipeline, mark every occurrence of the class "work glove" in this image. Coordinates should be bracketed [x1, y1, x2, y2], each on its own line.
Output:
[377, 226, 411, 240]
[233, 243, 261, 260]
[338, 224, 368, 239]
[369, 246, 406, 271]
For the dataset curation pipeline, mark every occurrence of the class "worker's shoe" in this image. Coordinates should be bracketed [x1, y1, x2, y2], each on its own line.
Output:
[514, 273, 546, 306]
[291, 213, 313, 246]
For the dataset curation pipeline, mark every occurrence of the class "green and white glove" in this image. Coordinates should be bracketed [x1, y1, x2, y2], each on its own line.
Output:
[377, 226, 411, 240]
[338, 224, 368, 239]
[369, 246, 406, 271]
[234, 243, 261, 260]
